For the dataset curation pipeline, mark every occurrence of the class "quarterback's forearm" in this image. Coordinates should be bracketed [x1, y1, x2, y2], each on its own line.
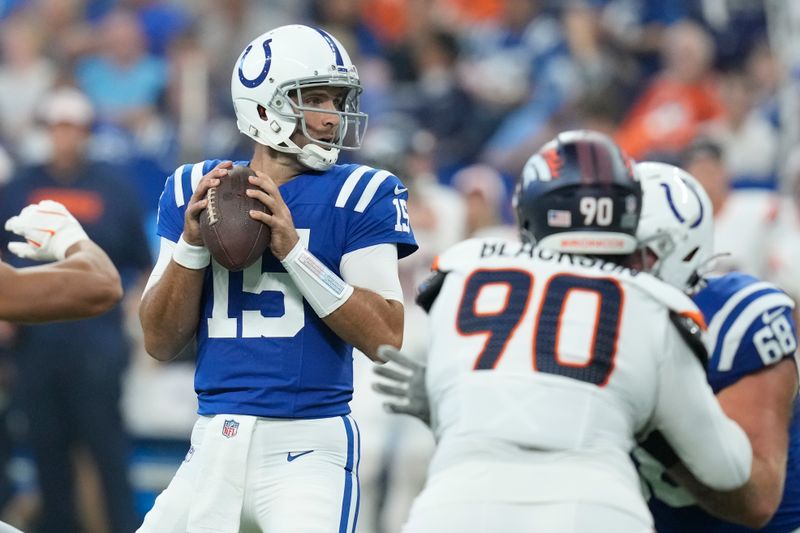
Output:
[139, 262, 205, 361]
[323, 288, 403, 361]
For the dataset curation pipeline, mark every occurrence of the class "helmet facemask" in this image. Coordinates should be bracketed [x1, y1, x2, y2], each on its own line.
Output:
[271, 74, 368, 152]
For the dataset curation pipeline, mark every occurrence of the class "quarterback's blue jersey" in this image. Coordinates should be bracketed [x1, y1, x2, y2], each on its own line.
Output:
[645, 272, 800, 533]
[156, 160, 417, 418]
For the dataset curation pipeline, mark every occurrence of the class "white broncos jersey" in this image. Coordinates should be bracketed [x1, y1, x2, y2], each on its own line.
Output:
[418, 238, 751, 521]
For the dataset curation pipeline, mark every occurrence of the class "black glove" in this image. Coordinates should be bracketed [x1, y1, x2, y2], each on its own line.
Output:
[639, 429, 680, 469]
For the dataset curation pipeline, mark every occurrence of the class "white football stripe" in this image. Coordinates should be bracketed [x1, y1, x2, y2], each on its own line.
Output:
[190, 163, 204, 193]
[532, 155, 552, 182]
[354, 170, 391, 213]
[717, 293, 795, 371]
[173, 164, 187, 207]
[335, 165, 372, 208]
[706, 281, 775, 351]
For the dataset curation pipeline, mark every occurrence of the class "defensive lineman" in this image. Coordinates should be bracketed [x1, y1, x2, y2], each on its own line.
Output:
[375, 131, 751, 533]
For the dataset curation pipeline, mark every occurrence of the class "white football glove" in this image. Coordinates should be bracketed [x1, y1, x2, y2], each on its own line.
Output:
[372, 345, 431, 425]
[4, 200, 89, 261]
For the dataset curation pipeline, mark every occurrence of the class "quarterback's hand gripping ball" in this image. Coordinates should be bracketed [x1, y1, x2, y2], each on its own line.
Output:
[4, 200, 89, 261]
[200, 165, 271, 271]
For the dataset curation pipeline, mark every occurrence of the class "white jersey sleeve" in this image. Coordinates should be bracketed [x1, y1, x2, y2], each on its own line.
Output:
[651, 323, 752, 491]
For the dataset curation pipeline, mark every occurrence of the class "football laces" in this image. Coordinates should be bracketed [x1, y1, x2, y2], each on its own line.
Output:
[206, 187, 219, 226]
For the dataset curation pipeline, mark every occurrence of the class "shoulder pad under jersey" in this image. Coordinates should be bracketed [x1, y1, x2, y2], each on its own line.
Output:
[416, 270, 448, 313]
[669, 311, 709, 369]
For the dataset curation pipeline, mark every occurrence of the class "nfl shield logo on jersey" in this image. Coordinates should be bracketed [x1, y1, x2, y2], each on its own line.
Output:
[222, 419, 239, 438]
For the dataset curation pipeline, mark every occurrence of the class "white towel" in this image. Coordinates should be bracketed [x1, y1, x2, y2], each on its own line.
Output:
[187, 415, 256, 533]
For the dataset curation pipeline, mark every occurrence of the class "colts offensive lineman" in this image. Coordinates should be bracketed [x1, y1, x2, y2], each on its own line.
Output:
[138, 25, 417, 533]
[632, 161, 800, 532]
[376, 131, 752, 533]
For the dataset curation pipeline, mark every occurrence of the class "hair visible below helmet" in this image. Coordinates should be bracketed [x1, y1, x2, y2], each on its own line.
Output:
[231, 25, 368, 171]
[513, 130, 641, 254]
[635, 161, 714, 291]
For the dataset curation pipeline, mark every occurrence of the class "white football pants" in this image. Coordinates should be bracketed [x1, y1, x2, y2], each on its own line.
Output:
[137, 414, 360, 533]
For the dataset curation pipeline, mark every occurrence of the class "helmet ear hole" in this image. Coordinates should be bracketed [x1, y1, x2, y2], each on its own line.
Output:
[257, 105, 268, 120]
[683, 247, 699, 262]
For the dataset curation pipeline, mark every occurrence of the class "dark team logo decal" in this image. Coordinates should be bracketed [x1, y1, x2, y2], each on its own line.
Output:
[541, 148, 563, 180]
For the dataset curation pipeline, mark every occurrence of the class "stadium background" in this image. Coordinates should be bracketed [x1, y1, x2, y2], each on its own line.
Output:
[0, 0, 799, 532]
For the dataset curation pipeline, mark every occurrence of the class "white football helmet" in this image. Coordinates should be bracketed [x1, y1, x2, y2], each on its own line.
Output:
[231, 25, 368, 171]
[636, 161, 714, 290]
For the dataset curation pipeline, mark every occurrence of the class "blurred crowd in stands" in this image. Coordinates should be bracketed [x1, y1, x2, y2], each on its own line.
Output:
[0, 0, 797, 532]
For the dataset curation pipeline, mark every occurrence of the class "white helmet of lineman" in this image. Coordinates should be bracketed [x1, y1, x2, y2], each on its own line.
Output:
[231, 25, 368, 171]
[636, 161, 714, 291]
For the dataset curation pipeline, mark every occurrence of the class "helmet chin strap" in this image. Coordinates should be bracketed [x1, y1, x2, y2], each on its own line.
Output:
[297, 143, 338, 171]
[240, 112, 341, 171]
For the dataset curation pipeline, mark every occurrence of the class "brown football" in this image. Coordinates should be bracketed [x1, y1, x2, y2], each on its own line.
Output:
[200, 165, 271, 271]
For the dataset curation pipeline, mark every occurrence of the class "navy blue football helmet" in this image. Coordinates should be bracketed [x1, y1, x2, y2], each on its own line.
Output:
[513, 130, 641, 254]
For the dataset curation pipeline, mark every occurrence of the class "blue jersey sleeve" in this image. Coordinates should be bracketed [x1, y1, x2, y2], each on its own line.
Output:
[343, 170, 418, 258]
[695, 274, 798, 391]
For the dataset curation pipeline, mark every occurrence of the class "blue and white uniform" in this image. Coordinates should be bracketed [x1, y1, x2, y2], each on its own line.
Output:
[138, 160, 417, 533]
[639, 272, 800, 533]
[156, 159, 416, 418]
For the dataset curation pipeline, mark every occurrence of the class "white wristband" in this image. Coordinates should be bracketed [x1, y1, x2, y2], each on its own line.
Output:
[281, 240, 354, 318]
[172, 236, 211, 270]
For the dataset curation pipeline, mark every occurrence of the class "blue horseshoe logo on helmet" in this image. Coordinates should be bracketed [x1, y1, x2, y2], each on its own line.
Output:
[660, 181, 704, 228]
[686, 183, 705, 228]
[238, 38, 273, 88]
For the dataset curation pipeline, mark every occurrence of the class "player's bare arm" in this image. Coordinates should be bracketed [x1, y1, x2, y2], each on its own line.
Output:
[247, 170, 403, 360]
[139, 163, 228, 361]
[666, 357, 797, 528]
[1, 200, 122, 322]
[321, 290, 403, 359]
[0, 239, 122, 322]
